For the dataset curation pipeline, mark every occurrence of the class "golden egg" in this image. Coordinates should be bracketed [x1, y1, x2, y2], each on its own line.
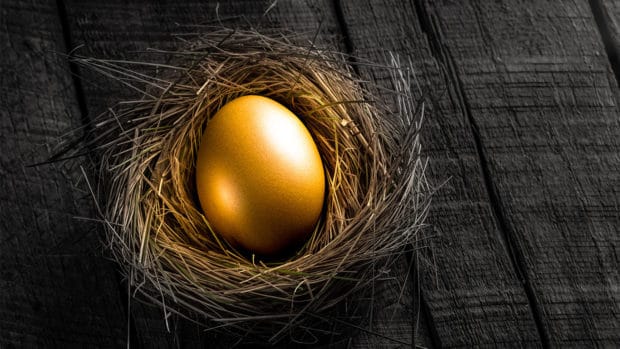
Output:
[195, 95, 325, 256]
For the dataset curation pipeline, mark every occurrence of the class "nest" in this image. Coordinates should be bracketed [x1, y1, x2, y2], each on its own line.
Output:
[71, 29, 430, 344]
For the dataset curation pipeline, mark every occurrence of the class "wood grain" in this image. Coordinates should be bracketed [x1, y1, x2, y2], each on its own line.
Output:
[0, 0, 126, 347]
[337, 0, 544, 347]
[423, 0, 620, 346]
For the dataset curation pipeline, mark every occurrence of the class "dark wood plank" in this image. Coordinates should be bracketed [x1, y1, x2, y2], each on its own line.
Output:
[64, 0, 432, 347]
[0, 0, 127, 347]
[329, 2, 435, 347]
[422, 0, 620, 346]
[338, 0, 544, 347]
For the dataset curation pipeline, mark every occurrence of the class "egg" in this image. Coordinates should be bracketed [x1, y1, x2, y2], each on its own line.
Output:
[195, 95, 325, 256]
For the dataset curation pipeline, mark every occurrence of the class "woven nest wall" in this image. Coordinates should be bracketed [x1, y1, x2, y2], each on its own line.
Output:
[71, 29, 430, 343]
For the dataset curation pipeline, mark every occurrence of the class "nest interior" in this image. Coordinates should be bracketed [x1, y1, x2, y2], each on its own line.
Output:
[73, 29, 430, 344]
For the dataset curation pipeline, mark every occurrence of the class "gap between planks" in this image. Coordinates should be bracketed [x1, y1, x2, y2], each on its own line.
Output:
[588, 0, 620, 88]
[54, 0, 140, 348]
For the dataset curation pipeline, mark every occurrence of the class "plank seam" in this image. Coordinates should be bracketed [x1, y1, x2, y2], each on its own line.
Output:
[332, 1, 439, 347]
[332, 0, 355, 64]
[331, 0, 380, 340]
[54, 1, 140, 348]
[588, 0, 620, 89]
[55, 0, 89, 128]
[412, 0, 551, 347]
[411, 250, 441, 349]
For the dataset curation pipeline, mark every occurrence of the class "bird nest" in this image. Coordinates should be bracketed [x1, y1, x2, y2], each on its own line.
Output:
[71, 29, 430, 344]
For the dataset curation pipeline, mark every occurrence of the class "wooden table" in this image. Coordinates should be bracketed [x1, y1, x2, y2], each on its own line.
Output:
[2, 0, 619, 347]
